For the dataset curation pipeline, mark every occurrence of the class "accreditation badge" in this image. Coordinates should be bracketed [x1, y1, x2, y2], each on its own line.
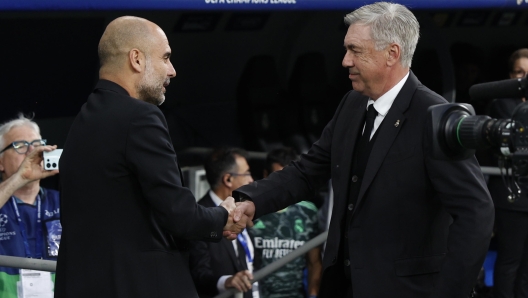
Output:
[17, 269, 53, 298]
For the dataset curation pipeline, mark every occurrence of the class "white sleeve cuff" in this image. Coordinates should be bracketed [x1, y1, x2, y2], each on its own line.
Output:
[217, 275, 231, 292]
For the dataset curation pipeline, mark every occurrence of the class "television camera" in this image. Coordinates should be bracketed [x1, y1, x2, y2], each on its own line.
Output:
[428, 77, 528, 201]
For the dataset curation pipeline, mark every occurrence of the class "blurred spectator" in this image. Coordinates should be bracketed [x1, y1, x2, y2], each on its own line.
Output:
[488, 48, 528, 298]
[189, 147, 257, 298]
[0, 115, 60, 298]
[250, 147, 321, 298]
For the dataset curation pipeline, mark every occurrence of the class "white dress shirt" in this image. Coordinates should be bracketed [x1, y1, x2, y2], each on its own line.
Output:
[365, 72, 410, 140]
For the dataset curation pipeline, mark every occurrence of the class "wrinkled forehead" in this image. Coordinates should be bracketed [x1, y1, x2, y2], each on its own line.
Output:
[344, 23, 373, 45]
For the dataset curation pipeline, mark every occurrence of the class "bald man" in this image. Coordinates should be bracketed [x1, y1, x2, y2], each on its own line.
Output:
[55, 16, 246, 298]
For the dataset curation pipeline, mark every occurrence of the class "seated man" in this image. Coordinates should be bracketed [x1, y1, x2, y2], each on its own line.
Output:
[0, 115, 60, 298]
[189, 147, 257, 298]
[250, 147, 321, 298]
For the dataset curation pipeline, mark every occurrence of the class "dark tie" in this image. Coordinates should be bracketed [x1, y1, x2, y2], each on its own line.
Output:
[356, 104, 378, 157]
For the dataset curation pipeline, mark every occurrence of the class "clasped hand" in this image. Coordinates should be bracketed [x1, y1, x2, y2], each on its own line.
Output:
[220, 197, 256, 240]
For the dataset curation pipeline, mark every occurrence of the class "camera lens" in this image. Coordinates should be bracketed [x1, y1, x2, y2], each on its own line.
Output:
[46, 163, 51, 168]
[52, 163, 57, 168]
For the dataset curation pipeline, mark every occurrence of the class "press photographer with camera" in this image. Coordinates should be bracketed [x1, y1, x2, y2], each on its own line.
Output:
[488, 48, 528, 298]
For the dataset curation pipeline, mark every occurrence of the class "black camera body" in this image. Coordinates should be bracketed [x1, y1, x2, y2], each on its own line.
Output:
[428, 77, 528, 176]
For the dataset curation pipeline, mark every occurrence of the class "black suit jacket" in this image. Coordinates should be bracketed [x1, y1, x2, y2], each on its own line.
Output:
[55, 80, 228, 298]
[234, 72, 494, 298]
[189, 193, 252, 298]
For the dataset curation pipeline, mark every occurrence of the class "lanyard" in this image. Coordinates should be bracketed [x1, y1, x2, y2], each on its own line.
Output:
[237, 231, 253, 263]
[11, 195, 42, 259]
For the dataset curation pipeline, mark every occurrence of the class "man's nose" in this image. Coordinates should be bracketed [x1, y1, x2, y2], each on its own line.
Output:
[168, 61, 176, 78]
[26, 145, 35, 154]
[342, 53, 352, 68]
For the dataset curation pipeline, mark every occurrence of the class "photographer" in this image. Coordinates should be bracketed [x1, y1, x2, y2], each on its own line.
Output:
[488, 48, 528, 298]
[0, 115, 60, 298]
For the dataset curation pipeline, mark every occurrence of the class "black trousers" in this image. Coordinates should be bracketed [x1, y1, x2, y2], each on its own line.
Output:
[493, 209, 528, 298]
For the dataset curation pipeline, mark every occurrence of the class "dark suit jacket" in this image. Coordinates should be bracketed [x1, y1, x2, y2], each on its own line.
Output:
[189, 193, 251, 298]
[234, 72, 494, 298]
[55, 80, 228, 298]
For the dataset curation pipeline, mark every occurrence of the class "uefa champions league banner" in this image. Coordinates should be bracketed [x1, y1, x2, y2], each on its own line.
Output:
[0, 0, 526, 10]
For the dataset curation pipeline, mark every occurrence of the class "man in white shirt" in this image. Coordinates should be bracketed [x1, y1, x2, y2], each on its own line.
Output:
[190, 147, 258, 298]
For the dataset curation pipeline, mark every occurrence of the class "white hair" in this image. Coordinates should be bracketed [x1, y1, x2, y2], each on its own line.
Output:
[344, 2, 420, 68]
[0, 114, 41, 156]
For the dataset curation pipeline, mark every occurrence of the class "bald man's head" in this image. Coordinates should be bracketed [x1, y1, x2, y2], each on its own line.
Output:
[97, 16, 176, 105]
[98, 16, 157, 70]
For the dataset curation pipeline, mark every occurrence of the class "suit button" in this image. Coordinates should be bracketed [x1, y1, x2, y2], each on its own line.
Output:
[351, 175, 358, 182]
[348, 204, 354, 211]
[210, 232, 217, 238]
[344, 259, 350, 266]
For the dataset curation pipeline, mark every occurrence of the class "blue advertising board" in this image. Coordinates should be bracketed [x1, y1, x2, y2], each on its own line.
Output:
[0, 0, 526, 10]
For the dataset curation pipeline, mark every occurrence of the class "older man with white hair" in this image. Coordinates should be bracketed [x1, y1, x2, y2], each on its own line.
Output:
[233, 2, 494, 297]
[0, 115, 60, 298]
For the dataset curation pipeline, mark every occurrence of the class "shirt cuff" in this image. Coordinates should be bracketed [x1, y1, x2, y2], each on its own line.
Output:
[217, 275, 231, 292]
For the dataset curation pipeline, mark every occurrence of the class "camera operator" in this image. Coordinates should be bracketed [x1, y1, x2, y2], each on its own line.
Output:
[487, 48, 528, 298]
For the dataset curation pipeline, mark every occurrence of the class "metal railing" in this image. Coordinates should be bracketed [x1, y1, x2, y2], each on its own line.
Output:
[0, 255, 56, 272]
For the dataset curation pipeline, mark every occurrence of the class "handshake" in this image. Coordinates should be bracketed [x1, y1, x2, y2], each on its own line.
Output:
[220, 197, 256, 240]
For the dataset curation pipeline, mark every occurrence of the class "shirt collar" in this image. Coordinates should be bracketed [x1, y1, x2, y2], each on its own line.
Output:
[367, 72, 410, 115]
[209, 190, 224, 207]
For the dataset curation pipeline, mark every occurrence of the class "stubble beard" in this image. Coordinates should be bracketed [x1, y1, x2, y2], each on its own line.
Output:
[137, 61, 166, 106]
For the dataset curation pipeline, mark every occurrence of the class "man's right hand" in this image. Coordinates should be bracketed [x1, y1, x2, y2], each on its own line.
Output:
[18, 145, 59, 182]
[225, 270, 253, 293]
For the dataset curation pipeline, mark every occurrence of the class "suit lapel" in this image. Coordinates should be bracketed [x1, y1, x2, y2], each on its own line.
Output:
[353, 72, 419, 212]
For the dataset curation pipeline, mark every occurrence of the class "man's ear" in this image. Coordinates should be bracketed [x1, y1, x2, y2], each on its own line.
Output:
[129, 48, 144, 73]
[387, 43, 401, 67]
[222, 174, 232, 187]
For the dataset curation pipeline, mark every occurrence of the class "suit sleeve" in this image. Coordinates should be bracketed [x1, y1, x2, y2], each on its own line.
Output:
[125, 104, 228, 241]
[189, 240, 222, 296]
[233, 93, 352, 218]
[424, 106, 494, 297]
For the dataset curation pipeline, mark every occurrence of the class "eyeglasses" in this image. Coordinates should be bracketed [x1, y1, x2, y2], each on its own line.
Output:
[511, 70, 528, 78]
[228, 172, 252, 177]
[0, 139, 47, 154]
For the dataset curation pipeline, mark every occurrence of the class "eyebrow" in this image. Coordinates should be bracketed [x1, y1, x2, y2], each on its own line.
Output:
[344, 43, 360, 50]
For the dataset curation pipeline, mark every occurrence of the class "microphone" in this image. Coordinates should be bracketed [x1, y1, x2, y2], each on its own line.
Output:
[469, 77, 527, 101]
